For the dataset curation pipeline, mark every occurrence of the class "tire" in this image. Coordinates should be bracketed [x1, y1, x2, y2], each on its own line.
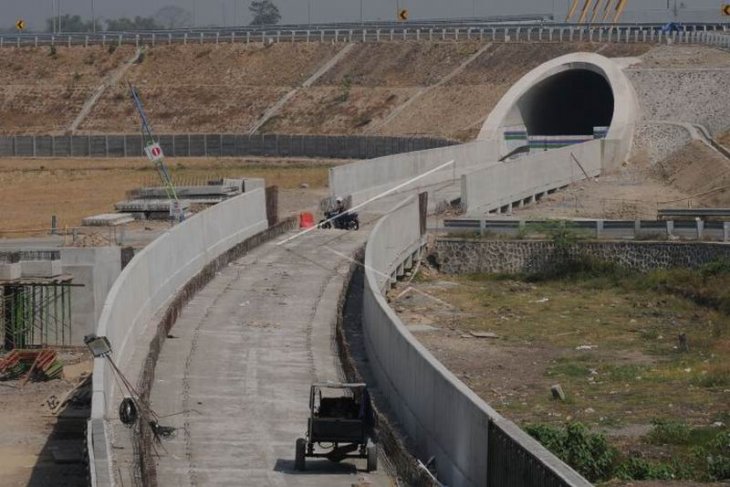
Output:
[319, 220, 331, 229]
[295, 438, 306, 471]
[366, 444, 377, 472]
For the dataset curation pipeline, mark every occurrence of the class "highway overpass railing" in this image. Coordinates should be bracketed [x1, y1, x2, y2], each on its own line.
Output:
[88, 189, 269, 485]
[440, 218, 730, 242]
[362, 195, 592, 486]
[0, 133, 455, 160]
[0, 23, 727, 49]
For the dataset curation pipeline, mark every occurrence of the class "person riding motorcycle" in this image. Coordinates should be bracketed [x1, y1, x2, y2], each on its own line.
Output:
[319, 196, 359, 230]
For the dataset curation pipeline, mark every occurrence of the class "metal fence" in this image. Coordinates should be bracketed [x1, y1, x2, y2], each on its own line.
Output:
[0, 23, 728, 49]
[0, 133, 455, 159]
[441, 218, 730, 242]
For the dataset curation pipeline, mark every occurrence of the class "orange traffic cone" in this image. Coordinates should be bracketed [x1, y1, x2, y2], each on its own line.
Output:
[299, 212, 315, 229]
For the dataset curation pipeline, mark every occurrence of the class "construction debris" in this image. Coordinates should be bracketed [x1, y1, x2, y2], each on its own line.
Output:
[46, 375, 91, 415]
[470, 331, 500, 339]
[82, 213, 135, 227]
[551, 384, 566, 401]
[0, 349, 64, 382]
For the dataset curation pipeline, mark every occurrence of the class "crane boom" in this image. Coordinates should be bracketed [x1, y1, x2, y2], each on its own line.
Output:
[129, 84, 179, 205]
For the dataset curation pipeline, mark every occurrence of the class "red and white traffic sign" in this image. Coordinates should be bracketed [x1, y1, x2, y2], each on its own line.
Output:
[144, 143, 164, 162]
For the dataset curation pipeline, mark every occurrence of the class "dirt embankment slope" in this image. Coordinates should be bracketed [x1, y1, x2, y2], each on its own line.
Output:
[1, 41, 653, 140]
[266, 42, 652, 140]
[0, 46, 136, 134]
[81, 43, 340, 133]
[3, 42, 729, 141]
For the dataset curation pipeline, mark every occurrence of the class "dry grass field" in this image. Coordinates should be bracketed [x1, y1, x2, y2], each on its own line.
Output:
[393, 264, 730, 485]
[0, 157, 335, 236]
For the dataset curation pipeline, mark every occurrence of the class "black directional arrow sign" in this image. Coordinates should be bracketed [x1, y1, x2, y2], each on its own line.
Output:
[723, 4, 730, 16]
[398, 9, 409, 21]
[15, 19, 25, 31]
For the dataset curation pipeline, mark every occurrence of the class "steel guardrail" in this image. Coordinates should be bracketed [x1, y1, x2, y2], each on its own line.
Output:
[1, 21, 727, 48]
[440, 218, 730, 241]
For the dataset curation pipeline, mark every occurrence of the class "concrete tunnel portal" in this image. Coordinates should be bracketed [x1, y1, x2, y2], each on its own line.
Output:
[517, 69, 615, 136]
[478, 52, 639, 168]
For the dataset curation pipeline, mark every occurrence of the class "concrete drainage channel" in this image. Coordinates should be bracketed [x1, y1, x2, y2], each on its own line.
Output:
[336, 252, 439, 486]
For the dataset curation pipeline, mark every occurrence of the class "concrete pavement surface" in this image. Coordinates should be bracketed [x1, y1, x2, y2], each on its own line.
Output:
[149, 228, 394, 486]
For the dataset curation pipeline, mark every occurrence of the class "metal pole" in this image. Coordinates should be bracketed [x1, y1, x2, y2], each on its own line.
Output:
[308, 0, 311, 26]
[91, 0, 95, 33]
[360, 0, 363, 24]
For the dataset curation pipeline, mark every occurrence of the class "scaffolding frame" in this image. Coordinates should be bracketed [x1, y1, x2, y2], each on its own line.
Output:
[1, 277, 76, 350]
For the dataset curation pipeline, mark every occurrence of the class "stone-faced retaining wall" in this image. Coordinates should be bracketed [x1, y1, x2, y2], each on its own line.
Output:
[431, 239, 730, 275]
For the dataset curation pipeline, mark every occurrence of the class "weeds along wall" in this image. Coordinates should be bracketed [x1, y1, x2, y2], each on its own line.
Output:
[361, 196, 590, 487]
[88, 189, 268, 485]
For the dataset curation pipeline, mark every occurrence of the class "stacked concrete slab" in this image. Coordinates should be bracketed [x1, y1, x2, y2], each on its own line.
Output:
[114, 178, 262, 220]
[82, 214, 135, 227]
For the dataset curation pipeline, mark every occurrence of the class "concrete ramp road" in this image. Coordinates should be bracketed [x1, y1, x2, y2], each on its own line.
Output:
[149, 229, 393, 486]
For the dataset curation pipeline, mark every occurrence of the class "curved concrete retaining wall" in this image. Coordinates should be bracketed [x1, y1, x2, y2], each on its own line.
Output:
[88, 189, 268, 485]
[362, 196, 591, 486]
[329, 140, 500, 205]
[460, 140, 606, 213]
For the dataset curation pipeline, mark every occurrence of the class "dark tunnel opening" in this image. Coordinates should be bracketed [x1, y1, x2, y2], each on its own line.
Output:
[517, 69, 614, 136]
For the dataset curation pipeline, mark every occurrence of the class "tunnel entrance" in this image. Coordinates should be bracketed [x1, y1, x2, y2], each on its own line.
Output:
[517, 69, 614, 136]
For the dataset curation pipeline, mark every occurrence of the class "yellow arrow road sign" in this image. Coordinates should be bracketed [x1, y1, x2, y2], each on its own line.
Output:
[398, 9, 408, 21]
[723, 4, 730, 16]
[15, 19, 25, 31]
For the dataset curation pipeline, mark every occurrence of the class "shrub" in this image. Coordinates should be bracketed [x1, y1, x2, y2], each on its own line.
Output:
[705, 431, 730, 480]
[648, 419, 691, 445]
[525, 422, 616, 482]
[615, 457, 676, 480]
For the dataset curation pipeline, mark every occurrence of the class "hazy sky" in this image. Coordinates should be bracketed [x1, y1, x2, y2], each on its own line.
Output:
[0, 0, 726, 31]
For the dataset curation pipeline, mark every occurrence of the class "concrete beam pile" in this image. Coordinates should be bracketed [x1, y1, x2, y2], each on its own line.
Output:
[82, 214, 135, 227]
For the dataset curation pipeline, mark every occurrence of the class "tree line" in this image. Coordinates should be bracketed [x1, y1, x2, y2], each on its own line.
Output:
[6, 1, 282, 33]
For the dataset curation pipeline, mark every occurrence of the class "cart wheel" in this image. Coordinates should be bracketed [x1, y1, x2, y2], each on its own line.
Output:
[295, 438, 306, 471]
[366, 444, 378, 472]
